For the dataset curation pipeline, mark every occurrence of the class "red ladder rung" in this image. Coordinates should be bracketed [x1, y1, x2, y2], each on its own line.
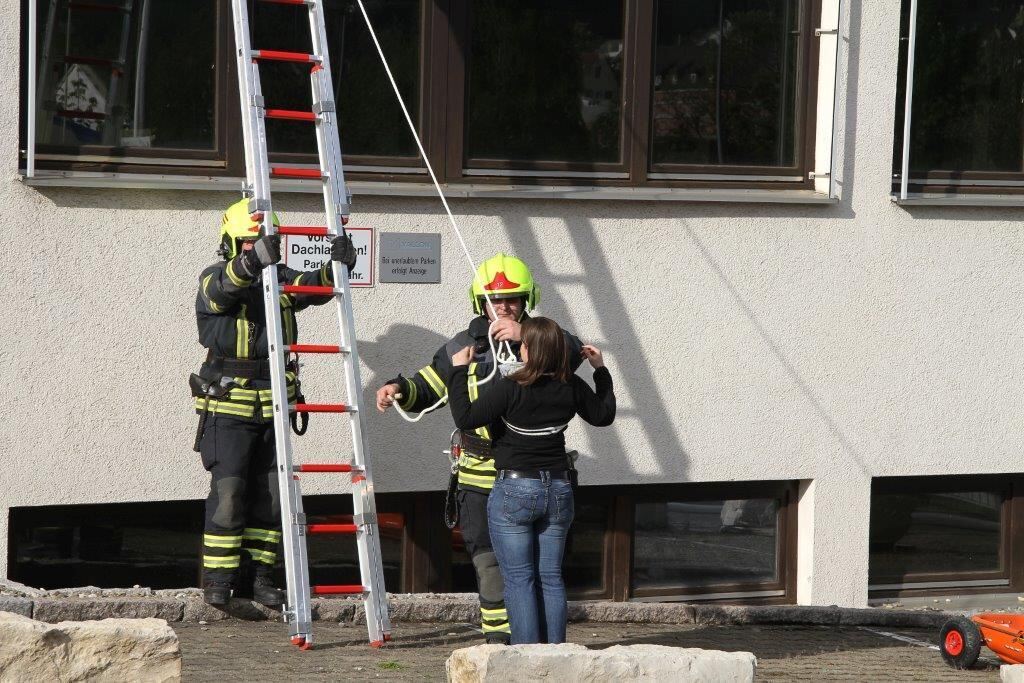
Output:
[307, 524, 358, 534]
[286, 343, 341, 354]
[312, 585, 365, 595]
[281, 284, 336, 296]
[295, 464, 354, 473]
[271, 167, 325, 179]
[265, 109, 316, 122]
[55, 109, 106, 120]
[277, 226, 329, 237]
[293, 403, 350, 414]
[253, 50, 319, 64]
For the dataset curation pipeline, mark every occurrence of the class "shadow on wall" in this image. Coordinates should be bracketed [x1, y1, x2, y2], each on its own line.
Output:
[498, 213, 691, 484]
[358, 323, 453, 491]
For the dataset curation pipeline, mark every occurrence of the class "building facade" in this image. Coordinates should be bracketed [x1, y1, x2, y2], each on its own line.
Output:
[4, 0, 1024, 607]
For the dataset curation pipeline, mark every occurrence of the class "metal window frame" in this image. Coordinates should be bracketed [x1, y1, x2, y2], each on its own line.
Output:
[898, 0, 919, 201]
[21, 0, 837, 197]
[868, 474, 1024, 598]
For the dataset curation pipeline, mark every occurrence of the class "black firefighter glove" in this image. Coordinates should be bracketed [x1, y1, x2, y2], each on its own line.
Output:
[237, 234, 281, 278]
[331, 234, 358, 274]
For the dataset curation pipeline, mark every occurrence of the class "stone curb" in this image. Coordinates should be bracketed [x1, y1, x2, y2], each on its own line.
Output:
[0, 591, 951, 629]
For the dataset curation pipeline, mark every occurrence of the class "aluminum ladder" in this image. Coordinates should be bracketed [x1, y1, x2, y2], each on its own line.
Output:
[229, 0, 391, 650]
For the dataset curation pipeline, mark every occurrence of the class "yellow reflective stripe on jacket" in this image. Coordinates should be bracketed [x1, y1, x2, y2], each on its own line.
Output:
[398, 379, 417, 410]
[283, 308, 295, 345]
[467, 364, 491, 440]
[194, 397, 255, 418]
[236, 305, 249, 358]
[460, 453, 496, 473]
[457, 471, 496, 490]
[202, 274, 224, 313]
[418, 365, 446, 399]
[226, 259, 250, 287]
[320, 263, 331, 286]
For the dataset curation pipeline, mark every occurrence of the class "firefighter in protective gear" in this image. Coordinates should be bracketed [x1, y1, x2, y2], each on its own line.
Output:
[194, 199, 358, 607]
[375, 254, 583, 644]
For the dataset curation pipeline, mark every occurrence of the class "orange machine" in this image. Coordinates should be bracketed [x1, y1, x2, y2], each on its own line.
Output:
[940, 614, 1024, 669]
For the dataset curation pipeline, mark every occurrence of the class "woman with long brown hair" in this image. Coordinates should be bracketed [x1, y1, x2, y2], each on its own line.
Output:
[447, 316, 615, 644]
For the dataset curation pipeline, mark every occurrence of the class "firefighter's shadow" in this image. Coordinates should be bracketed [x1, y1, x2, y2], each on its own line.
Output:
[358, 324, 454, 492]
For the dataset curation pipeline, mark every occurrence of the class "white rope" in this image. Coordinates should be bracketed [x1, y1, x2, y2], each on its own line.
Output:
[354, 0, 510, 421]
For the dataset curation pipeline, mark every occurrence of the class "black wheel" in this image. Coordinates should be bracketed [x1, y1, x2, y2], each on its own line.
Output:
[939, 616, 983, 670]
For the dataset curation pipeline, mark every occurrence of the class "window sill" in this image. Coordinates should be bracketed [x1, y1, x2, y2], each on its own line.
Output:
[893, 193, 1024, 207]
[21, 170, 837, 204]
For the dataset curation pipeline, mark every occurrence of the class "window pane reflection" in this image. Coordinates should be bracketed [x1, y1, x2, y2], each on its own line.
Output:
[651, 0, 799, 167]
[633, 498, 779, 591]
[869, 491, 1002, 581]
[895, 2, 1024, 174]
[564, 502, 608, 593]
[251, 0, 420, 158]
[466, 0, 623, 164]
[34, 0, 216, 150]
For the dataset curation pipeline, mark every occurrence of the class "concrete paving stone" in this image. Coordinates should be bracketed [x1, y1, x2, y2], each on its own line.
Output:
[0, 597, 34, 617]
[172, 621, 1003, 682]
[33, 598, 184, 623]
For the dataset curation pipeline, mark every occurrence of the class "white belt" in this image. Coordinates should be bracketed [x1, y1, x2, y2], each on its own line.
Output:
[501, 418, 568, 436]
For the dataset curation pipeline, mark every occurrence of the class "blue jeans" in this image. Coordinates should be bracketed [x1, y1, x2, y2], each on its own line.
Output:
[487, 472, 574, 645]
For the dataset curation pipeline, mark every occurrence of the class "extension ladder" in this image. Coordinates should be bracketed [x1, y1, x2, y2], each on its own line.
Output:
[229, 0, 391, 649]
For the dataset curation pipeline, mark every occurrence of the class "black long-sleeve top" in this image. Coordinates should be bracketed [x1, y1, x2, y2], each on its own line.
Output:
[447, 365, 616, 471]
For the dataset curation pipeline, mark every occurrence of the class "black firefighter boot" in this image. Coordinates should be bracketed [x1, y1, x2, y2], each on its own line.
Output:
[203, 580, 233, 606]
[252, 567, 286, 607]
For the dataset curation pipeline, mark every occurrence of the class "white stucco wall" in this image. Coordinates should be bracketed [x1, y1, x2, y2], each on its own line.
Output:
[3, 0, 1022, 606]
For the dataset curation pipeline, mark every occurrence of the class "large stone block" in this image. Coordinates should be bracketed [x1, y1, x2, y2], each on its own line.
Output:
[446, 643, 756, 682]
[33, 599, 183, 623]
[0, 611, 180, 682]
[1002, 664, 1024, 683]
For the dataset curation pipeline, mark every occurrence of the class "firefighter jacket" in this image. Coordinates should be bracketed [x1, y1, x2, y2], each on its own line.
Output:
[390, 315, 583, 493]
[193, 257, 335, 421]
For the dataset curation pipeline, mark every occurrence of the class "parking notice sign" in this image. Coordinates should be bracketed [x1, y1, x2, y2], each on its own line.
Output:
[283, 227, 374, 287]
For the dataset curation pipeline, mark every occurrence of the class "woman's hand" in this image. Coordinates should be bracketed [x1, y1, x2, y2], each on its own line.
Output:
[581, 344, 604, 368]
[452, 345, 474, 367]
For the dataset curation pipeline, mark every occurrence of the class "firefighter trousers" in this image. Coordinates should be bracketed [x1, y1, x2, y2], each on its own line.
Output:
[199, 413, 282, 587]
[458, 488, 511, 643]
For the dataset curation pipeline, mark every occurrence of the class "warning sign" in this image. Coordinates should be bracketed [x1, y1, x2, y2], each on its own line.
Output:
[283, 227, 374, 287]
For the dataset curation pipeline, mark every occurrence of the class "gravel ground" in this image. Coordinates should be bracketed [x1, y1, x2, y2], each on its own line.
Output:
[173, 620, 1005, 681]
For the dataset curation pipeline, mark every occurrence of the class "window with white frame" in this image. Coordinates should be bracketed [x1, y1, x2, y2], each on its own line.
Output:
[893, 1, 1024, 198]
